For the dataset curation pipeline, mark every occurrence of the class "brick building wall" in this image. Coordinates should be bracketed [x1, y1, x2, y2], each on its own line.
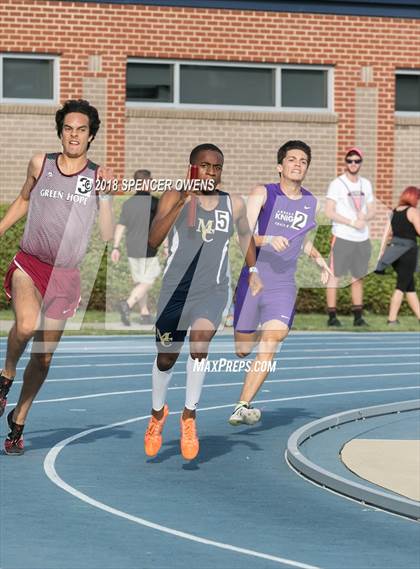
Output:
[394, 117, 420, 203]
[0, 0, 419, 206]
[125, 109, 337, 196]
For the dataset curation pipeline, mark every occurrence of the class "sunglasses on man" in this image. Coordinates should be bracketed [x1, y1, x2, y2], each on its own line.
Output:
[346, 158, 362, 164]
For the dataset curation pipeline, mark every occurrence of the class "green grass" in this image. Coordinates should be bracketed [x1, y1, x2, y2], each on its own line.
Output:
[291, 312, 420, 332]
[1, 309, 419, 335]
[0, 310, 151, 336]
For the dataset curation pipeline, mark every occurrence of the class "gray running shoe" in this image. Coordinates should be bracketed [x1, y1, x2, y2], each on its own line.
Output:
[228, 404, 261, 426]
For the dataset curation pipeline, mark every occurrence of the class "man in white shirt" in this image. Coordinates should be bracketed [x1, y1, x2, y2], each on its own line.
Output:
[325, 147, 375, 326]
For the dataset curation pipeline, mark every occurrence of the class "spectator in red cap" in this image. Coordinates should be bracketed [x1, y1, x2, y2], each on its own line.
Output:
[324, 147, 376, 326]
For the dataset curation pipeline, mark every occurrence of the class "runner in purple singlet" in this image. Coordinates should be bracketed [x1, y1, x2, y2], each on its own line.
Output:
[229, 140, 332, 426]
[0, 99, 114, 454]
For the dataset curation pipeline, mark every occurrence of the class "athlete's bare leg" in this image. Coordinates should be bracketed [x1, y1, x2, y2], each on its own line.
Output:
[2, 269, 42, 379]
[406, 291, 420, 319]
[237, 319, 288, 403]
[137, 289, 151, 316]
[326, 275, 339, 309]
[350, 277, 364, 306]
[13, 315, 65, 425]
[388, 289, 404, 321]
[127, 282, 152, 311]
[234, 329, 261, 358]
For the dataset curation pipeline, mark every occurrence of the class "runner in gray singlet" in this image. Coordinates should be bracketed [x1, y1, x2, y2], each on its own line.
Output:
[0, 99, 114, 455]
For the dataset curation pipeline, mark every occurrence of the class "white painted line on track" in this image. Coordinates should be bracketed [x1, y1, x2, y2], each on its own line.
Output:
[8, 335, 419, 353]
[8, 380, 419, 406]
[13, 371, 185, 384]
[285, 344, 418, 354]
[44, 385, 420, 569]
[11, 370, 420, 387]
[16, 345, 419, 355]
[2, 331, 414, 340]
[44, 412, 322, 569]
[16, 360, 419, 374]
[284, 453, 420, 526]
[14, 352, 420, 364]
[6, 329, 416, 343]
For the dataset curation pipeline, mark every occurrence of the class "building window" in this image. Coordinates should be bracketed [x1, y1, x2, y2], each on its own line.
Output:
[281, 68, 328, 109]
[180, 65, 275, 106]
[396, 71, 420, 113]
[127, 59, 332, 111]
[126, 62, 173, 103]
[1, 54, 59, 103]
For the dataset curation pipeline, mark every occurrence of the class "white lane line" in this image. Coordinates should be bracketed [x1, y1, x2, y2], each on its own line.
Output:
[44, 415, 322, 569]
[284, 453, 420, 526]
[1, 331, 415, 340]
[12, 371, 184, 384]
[8, 375, 419, 405]
[13, 342, 420, 365]
[2, 336, 371, 343]
[15, 360, 419, 374]
[10, 336, 419, 352]
[44, 385, 420, 569]
[13, 353, 420, 364]
[16, 345, 419, 355]
[12, 369, 420, 387]
[2, 335, 419, 354]
[285, 343, 420, 353]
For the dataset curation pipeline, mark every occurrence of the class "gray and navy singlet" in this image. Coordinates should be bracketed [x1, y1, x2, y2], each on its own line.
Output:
[161, 191, 234, 299]
[20, 153, 98, 268]
[155, 191, 234, 348]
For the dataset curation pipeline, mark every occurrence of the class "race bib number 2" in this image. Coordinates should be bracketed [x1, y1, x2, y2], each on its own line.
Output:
[290, 211, 308, 231]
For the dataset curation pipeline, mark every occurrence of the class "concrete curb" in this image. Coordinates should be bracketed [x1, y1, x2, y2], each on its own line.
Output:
[286, 399, 420, 520]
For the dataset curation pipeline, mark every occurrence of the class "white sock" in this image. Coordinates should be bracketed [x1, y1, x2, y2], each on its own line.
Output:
[184, 355, 207, 411]
[152, 358, 173, 411]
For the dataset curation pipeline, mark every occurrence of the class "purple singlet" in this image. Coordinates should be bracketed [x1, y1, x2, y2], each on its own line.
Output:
[234, 183, 317, 331]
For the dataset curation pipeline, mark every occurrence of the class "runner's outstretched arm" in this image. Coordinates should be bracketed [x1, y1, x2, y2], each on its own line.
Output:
[98, 198, 115, 241]
[231, 194, 263, 296]
[244, 185, 268, 247]
[303, 239, 333, 284]
[0, 154, 44, 236]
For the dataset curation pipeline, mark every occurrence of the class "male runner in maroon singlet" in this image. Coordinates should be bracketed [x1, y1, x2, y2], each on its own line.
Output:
[0, 99, 114, 455]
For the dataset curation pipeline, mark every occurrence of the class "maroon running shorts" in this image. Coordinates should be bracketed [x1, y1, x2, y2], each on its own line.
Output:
[4, 250, 81, 320]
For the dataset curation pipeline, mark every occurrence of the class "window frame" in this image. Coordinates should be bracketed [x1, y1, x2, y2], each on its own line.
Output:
[395, 69, 420, 116]
[0, 53, 60, 105]
[126, 58, 334, 112]
[279, 64, 334, 113]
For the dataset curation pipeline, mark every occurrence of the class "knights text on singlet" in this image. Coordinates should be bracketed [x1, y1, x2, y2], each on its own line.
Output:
[254, 183, 317, 283]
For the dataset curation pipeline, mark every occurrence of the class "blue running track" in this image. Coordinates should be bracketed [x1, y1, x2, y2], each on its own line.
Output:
[1, 332, 419, 569]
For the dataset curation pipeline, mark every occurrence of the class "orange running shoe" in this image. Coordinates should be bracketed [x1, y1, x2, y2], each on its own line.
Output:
[144, 404, 169, 457]
[180, 416, 199, 460]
